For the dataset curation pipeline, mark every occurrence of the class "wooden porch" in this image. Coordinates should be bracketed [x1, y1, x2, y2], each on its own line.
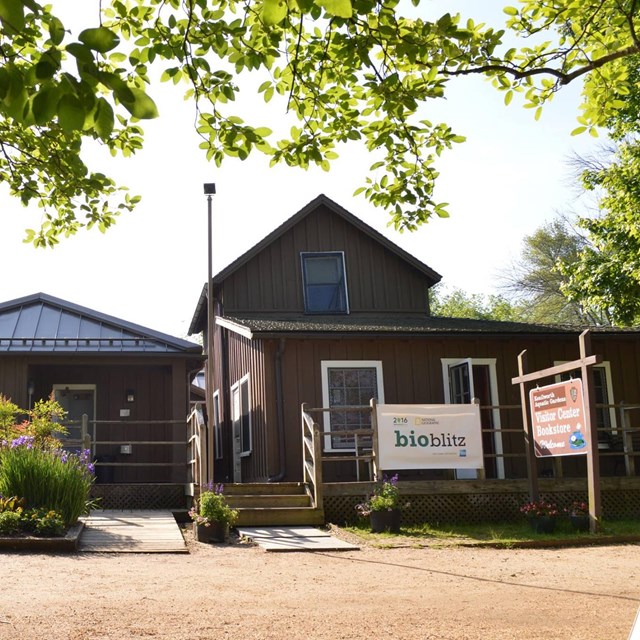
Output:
[188, 401, 640, 527]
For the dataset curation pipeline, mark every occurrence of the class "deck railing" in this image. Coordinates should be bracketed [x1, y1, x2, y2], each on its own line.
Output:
[301, 403, 324, 510]
[302, 401, 640, 482]
[301, 404, 376, 486]
[59, 413, 192, 484]
[186, 404, 206, 495]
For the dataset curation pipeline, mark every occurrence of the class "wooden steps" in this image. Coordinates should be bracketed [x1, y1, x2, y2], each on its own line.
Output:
[223, 483, 324, 527]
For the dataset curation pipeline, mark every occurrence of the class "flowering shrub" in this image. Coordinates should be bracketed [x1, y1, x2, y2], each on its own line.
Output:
[520, 499, 558, 518]
[0, 441, 95, 527]
[189, 483, 238, 527]
[355, 474, 407, 517]
[566, 501, 589, 517]
[0, 395, 95, 535]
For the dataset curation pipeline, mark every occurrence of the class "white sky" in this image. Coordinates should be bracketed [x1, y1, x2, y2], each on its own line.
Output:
[0, 1, 602, 339]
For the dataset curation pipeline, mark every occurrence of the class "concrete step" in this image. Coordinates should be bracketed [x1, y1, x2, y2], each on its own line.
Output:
[235, 507, 325, 527]
[222, 482, 306, 496]
[226, 494, 312, 509]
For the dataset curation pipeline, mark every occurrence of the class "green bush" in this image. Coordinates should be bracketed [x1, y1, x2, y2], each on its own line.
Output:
[0, 510, 22, 534]
[0, 441, 94, 526]
[22, 508, 66, 536]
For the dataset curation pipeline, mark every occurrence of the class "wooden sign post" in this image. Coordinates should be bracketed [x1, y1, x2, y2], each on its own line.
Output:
[512, 330, 602, 533]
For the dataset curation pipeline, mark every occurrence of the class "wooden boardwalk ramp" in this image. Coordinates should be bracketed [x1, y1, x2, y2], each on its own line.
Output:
[79, 510, 187, 553]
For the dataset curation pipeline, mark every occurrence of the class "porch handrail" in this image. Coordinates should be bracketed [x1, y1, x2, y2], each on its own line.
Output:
[301, 403, 323, 511]
[304, 401, 640, 482]
[186, 404, 206, 493]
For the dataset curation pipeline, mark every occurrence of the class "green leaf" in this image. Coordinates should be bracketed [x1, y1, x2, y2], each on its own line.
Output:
[262, 0, 288, 25]
[94, 98, 115, 138]
[57, 94, 86, 132]
[118, 87, 159, 119]
[503, 6, 518, 16]
[48, 16, 66, 45]
[32, 85, 60, 125]
[315, 0, 352, 18]
[79, 27, 120, 53]
[0, 0, 25, 35]
[66, 43, 95, 64]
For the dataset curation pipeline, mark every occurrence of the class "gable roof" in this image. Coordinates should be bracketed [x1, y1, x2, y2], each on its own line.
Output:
[0, 293, 202, 355]
[189, 194, 442, 334]
[213, 194, 441, 284]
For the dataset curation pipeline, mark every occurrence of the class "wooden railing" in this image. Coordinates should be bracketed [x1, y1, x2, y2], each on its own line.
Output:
[302, 401, 640, 483]
[301, 403, 323, 510]
[59, 413, 195, 484]
[301, 403, 376, 486]
[186, 403, 207, 496]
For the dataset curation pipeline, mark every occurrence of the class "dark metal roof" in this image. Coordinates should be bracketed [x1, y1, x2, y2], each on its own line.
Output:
[216, 313, 589, 337]
[0, 293, 203, 355]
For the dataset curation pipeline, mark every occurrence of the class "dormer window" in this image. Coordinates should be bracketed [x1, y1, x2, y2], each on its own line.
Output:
[301, 252, 349, 314]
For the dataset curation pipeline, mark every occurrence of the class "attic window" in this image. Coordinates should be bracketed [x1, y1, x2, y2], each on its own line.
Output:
[301, 252, 349, 314]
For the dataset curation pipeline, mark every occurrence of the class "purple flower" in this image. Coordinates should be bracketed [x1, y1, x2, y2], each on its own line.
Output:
[10, 435, 35, 449]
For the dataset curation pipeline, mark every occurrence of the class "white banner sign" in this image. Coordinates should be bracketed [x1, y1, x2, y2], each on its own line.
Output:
[376, 404, 484, 470]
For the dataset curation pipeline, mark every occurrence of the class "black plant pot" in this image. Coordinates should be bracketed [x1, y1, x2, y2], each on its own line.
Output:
[194, 521, 229, 543]
[370, 509, 401, 534]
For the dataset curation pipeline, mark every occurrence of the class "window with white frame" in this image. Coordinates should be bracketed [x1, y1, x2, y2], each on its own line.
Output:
[321, 361, 384, 451]
[231, 375, 251, 456]
[301, 252, 349, 314]
[555, 361, 617, 439]
[213, 390, 223, 460]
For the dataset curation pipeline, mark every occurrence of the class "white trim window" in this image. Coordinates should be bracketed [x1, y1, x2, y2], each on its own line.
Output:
[301, 251, 349, 314]
[321, 360, 384, 451]
[213, 390, 223, 460]
[441, 358, 504, 480]
[555, 361, 617, 439]
[231, 374, 251, 457]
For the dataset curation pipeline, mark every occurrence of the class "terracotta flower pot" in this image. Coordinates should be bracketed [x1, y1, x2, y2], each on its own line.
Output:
[194, 521, 229, 543]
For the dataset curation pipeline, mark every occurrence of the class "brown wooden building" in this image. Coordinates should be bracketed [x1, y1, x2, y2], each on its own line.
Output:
[189, 194, 640, 490]
[0, 293, 204, 507]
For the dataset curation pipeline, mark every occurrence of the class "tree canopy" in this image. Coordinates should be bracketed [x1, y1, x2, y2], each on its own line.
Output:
[4, 0, 640, 245]
[498, 219, 609, 326]
[557, 57, 640, 326]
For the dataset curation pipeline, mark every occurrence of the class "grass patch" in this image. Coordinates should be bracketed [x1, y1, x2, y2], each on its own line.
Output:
[343, 517, 640, 547]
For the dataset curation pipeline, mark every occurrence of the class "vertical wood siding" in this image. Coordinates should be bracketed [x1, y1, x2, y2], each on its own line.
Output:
[0, 358, 186, 484]
[221, 204, 432, 314]
[223, 331, 273, 482]
[271, 333, 640, 482]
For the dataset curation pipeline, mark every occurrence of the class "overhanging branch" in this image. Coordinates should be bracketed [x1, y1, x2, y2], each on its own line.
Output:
[444, 43, 640, 86]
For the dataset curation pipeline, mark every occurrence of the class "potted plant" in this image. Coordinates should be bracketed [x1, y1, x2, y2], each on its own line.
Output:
[355, 474, 405, 533]
[520, 499, 558, 534]
[189, 483, 238, 543]
[565, 501, 590, 532]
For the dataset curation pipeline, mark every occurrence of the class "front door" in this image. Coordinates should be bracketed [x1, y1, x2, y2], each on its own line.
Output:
[53, 385, 96, 452]
[444, 359, 504, 479]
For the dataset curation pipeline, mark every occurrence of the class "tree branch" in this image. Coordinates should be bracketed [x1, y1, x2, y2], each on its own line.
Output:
[444, 43, 640, 86]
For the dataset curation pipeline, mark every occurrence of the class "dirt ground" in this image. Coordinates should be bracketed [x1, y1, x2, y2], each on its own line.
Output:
[1, 527, 639, 640]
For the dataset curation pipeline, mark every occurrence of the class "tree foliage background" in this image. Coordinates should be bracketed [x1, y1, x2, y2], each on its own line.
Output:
[4, 0, 640, 249]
